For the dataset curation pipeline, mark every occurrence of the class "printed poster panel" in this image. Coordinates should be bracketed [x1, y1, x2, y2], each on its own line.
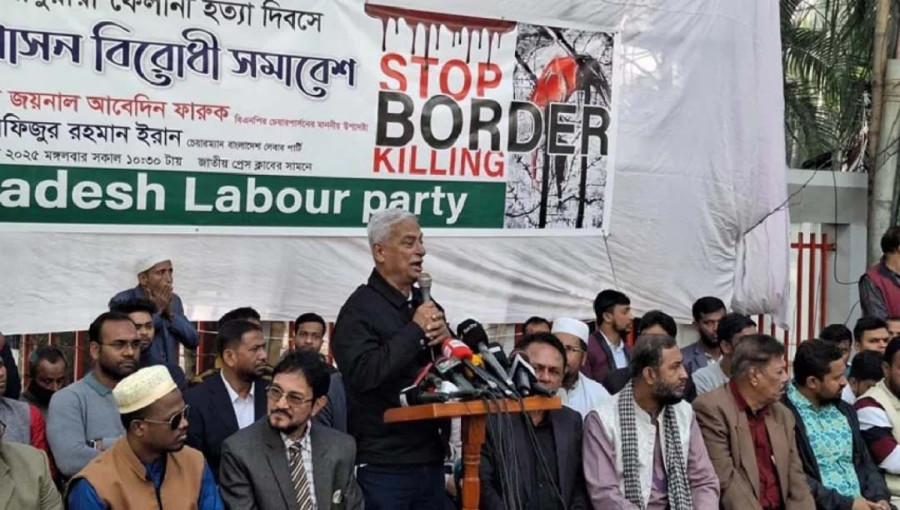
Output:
[0, 0, 619, 234]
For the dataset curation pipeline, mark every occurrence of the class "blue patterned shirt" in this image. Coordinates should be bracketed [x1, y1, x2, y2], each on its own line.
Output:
[787, 383, 861, 498]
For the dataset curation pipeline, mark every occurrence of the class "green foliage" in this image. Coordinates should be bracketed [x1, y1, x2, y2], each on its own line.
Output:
[782, 0, 876, 169]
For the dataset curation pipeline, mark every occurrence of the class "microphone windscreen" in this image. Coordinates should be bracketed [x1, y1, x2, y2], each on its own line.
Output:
[442, 339, 473, 360]
[457, 318, 489, 348]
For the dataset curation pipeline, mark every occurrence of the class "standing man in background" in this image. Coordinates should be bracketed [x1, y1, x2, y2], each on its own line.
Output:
[110, 257, 198, 365]
[332, 209, 451, 510]
[583, 290, 633, 385]
[681, 297, 727, 375]
[861, 226, 900, 319]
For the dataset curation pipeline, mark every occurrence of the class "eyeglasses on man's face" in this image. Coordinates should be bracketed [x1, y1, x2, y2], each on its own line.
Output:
[267, 386, 314, 407]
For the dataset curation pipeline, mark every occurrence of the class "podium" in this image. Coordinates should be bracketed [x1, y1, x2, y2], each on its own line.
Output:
[384, 396, 562, 510]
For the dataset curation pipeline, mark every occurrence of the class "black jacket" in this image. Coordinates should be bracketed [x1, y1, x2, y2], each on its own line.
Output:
[781, 391, 892, 510]
[184, 372, 269, 478]
[480, 406, 589, 510]
[332, 269, 447, 465]
[1, 343, 21, 399]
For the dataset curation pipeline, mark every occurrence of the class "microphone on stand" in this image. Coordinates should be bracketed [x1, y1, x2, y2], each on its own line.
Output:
[442, 339, 510, 397]
[457, 319, 518, 394]
[487, 342, 511, 369]
[508, 349, 555, 397]
[434, 356, 477, 394]
[399, 384, 450, 407]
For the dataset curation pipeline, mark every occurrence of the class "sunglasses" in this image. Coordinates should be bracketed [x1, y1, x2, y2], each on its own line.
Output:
[142, 405, 189, 430]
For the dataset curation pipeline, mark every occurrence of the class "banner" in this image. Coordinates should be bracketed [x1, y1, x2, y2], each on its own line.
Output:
[0, 0, 618, 234]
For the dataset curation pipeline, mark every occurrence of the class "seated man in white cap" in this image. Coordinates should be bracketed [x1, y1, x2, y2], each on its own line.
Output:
[552, 318, 611, 418]
[66, 366, 222, 510]
[109, 257, 198, 365]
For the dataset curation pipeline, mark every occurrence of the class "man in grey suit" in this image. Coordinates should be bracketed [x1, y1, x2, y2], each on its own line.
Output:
[219, 350, 363, 510]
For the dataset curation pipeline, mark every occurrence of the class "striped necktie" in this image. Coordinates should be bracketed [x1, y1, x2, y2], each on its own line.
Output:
[289, 442, 314, 510]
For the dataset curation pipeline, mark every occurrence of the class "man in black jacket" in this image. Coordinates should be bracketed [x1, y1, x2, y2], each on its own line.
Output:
[783, 339, 892, 510]
[332, 208, 451, 510]
[481, 333, 589, 510]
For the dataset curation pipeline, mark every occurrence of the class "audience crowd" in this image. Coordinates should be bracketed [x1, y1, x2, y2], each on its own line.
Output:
[11, 218, 900, 509]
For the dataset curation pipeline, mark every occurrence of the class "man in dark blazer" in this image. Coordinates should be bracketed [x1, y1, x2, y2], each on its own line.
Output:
[185, 320, 269, 477]
[480, 333, 588, 510]
[782, 340, 892, 510]
[219, 350, 363, 510]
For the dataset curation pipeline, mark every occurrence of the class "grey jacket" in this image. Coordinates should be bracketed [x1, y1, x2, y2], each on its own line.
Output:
[219, 418, 363, 510]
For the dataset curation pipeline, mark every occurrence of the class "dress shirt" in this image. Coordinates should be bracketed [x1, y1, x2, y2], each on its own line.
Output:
[282, 424, 318, 510]
[786, 384, 861, 498]
[221, 372, 255, 430]
[603, 332, 629, 369]
[730, 380, 782, 509]
[67, 457, 223, 509]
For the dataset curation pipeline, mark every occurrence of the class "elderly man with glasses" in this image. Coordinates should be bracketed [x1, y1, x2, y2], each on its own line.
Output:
[67, 365, 222, 510]
[219, 350, 363, 510]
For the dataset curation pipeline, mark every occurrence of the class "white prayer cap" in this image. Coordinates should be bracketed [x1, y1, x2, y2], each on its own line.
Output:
[114, 366, 177, 414]
[552, 318, 590, 343]
[134, 256, 170, 275]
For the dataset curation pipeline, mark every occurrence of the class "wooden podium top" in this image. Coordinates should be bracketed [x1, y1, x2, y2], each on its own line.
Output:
[384, 395, 562, 423]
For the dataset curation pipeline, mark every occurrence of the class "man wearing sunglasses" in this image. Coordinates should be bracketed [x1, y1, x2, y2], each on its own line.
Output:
[67, 365, 222, 510]
[219, 350, 363, 510]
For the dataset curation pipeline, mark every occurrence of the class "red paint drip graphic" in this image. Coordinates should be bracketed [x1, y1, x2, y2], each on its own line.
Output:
[366, 4, 516, 64]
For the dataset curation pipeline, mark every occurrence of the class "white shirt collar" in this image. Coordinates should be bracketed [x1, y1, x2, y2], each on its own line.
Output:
[221, 371, 255, 403]
[600, 330, 624, 352]
[281, 423, 313, 452]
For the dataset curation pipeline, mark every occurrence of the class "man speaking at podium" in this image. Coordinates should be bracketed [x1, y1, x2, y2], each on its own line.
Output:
[332, 209, 452, 510]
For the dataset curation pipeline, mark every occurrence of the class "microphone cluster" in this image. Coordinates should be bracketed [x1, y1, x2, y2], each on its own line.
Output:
[399, 317, 555, 406]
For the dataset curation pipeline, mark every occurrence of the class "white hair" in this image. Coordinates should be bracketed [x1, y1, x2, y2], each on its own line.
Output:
[367, 208, 418, 246]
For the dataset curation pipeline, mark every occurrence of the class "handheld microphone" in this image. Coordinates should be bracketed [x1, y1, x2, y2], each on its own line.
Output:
[457, 319, 517, 393]
[418, 273, 432, 303]
[508, 350, 555, 397]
